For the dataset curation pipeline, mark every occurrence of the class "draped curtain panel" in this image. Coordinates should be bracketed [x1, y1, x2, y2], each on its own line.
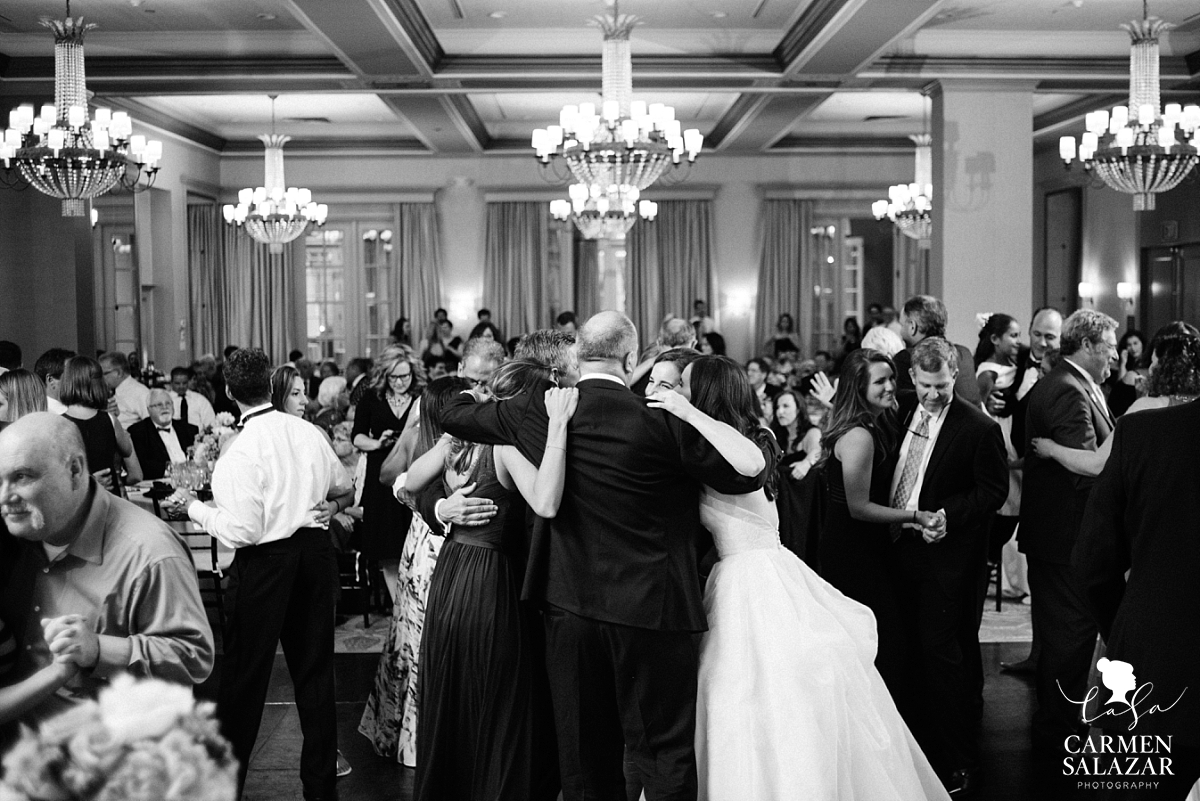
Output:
[484, 202, 549, 338]
[573, 238, 600, 323]
[892, 228, 930, 308]
[395, 203, 443, 338]
[626, 199, 714, 345]
[187, 205, 298, 364]
[755, 199, 815, 358]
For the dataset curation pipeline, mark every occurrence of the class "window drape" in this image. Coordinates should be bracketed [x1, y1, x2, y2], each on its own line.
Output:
[573, 238, 600, 322]
[755, 199, 815, 358]
[187, 204, 299, 363]
[395, 203, 443, 339]
[484, 202, 549, 338]
[625, 199, 714, 344]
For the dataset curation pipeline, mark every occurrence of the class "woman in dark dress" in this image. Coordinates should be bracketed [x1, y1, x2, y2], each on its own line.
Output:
[410, 360, 577, 801]
[353, 346, 424, 603]
[59, 356, 142, 494]
[819, 349, 942, 713]
[771, 390, 824, 565]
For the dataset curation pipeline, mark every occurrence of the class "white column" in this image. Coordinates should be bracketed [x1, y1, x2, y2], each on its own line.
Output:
[930, 81, 1035, 343]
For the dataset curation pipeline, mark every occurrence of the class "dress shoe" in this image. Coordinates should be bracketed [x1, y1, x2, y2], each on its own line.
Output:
[999, 657, 1036, 674]
[335, 750, 352, 778]
[945, 768, 981, 797]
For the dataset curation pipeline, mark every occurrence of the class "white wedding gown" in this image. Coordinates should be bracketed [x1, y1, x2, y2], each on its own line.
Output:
[695, 488, 950, 801]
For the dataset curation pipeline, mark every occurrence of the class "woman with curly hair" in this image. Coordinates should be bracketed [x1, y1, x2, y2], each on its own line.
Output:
[1033, 321, 1200, 477]
[353, 346, 425, 601]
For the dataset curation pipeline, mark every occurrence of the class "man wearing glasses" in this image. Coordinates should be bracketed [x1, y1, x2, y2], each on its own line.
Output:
[1019, 309, 1118, 770]
[99, 352, 149, 430]
[458, 337, 506, 401]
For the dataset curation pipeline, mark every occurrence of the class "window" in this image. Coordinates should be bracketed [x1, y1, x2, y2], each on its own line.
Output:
[305, 229, 346, 363]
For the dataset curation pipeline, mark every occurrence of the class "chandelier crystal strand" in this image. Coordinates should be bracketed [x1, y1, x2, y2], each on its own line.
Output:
[223, 97, 327, 254]
[1, 6, 162, 216]
[1058, 2, 1199, 211]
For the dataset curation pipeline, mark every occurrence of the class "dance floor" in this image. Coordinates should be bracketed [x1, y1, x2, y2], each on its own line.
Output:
[195, 635, 1093, 801]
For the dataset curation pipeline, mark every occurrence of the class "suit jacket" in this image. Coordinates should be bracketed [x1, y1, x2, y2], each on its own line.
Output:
[894, 341, 981, 407]
[128, 417, 198, 480]
[894, 396, 1008, 591]
[1018, 360, 1114, 564]
[1074, 400, 1200, 745]
[1008, 345, 1040, 456]
[440, 376, 769, 632]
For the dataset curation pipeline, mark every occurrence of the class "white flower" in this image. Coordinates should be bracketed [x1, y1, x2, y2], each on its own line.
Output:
[214, 412, 235, 427]
[975, 312, 993, 331]
[98, 676, 196, 746]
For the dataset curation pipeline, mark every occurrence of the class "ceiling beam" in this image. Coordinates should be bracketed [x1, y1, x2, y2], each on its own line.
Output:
[781, 0, 946, 77]
[1032, 93, 1126, 138]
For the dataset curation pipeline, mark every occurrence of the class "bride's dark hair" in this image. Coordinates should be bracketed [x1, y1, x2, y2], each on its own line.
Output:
[686, 355, 779, 500]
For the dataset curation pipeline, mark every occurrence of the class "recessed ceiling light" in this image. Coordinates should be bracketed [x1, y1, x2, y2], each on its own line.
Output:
[489, 11, 507, 19]
[711, 11, 727, 19]
[257, 13, 277, 20]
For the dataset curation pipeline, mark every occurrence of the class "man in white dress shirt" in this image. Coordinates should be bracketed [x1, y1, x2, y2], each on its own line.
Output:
[99, 351, 149, 430]
[169, 366, 216, 430]
[166, 348, 354, 801]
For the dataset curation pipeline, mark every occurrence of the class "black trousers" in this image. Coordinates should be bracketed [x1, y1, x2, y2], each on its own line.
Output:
[894, 536, 979, 776]
[1027, 556, 1098, 751]
[543, 607, 701, 801]
[218, 528, 338, 800]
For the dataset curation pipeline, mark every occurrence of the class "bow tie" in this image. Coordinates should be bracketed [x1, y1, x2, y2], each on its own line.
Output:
[157, 425, 173, 432]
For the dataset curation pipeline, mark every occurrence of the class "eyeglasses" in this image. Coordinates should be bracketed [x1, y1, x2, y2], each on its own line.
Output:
[147, 402, 173, 410]
[388, 372, 412, 382]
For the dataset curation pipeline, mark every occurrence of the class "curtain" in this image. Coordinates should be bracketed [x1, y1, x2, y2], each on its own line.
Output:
[395, 203, 443, 339]
[626, 199, 714, 345]
[755, 199, 815, 358]
[892, 228, 930, 307]
[187, 204, 230, 357]
[484, 202, 549, 338]
[188, 205, 298, 364]
[573, 238, 600, 322]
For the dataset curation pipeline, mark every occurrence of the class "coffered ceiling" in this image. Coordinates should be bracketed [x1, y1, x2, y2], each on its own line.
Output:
[0, 0, 1197, 156]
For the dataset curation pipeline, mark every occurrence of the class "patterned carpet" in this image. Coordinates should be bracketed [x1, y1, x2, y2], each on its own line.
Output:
[334, 615, 391, 654]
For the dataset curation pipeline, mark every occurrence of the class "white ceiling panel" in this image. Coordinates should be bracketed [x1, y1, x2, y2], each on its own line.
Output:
[137, 94, 416, 140]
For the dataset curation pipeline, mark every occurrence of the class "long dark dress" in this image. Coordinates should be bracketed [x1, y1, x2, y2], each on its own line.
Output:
[65, 411, 122, 495]
[352, 391, 414, 559]
[414, 445, 534, 801]
[820, 439, 915, 717]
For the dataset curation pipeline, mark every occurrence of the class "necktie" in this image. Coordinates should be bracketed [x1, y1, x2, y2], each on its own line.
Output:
[178, 393, 189, 425]
[157, 426, 172, 432]
[890, 410, 931, 541]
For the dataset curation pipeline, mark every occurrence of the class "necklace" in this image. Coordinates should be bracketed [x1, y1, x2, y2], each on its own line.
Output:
[386, 392, 412, 417]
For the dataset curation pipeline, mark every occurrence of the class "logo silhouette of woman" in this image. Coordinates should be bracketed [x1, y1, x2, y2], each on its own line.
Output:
[1097, 657, 1137, 708]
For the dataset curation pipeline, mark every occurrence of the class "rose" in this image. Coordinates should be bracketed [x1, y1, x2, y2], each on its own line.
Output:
[214, 412, 234, 427]
[0, 735, 70, 801]
[97, 675, 196, 746]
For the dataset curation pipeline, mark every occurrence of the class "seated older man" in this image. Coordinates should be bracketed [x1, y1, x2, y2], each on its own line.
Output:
[0, 413, 214, 723]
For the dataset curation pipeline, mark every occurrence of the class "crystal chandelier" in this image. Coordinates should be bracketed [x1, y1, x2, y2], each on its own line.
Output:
[530, 2, 702, 193]
[1058, 2, 1199, 211]
[550, 183, 657, 240]
[0, 3, 162, 217]
[873, 134, 933, 242]
[223, 96, 327, 254]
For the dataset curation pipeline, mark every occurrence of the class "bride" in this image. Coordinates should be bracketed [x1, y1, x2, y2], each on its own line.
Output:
[648, 355, 949, 801]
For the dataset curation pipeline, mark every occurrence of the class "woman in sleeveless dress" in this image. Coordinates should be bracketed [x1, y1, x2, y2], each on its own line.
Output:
[60, 356, 141, 493]
[648, 355, 948, 800]
[352, 346, 421, 602]
[359, 377, 466, 767]
[409, 361, 576, 801]
[975, 313, 1024, 582]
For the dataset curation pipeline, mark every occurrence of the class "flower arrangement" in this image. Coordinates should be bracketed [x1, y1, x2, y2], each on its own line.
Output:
[192, 413, 237, 466]
[0, 675, 237, 801]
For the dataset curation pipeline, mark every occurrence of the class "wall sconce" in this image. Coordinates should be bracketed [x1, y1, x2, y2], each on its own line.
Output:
[90, 207, 98, 228]
[449, 292, 476, 322]
[1078, 282, 1096, 305]
[1116, 282, 1137, 306]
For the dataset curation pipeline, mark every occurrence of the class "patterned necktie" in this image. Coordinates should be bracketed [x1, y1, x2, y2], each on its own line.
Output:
[890, 410, 931, 541]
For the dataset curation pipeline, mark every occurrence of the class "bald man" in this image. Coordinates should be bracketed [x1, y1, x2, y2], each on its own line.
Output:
[0, 413, 214, 723]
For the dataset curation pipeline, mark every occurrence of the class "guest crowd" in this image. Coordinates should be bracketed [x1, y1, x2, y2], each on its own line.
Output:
[1, 291, 1198, 801]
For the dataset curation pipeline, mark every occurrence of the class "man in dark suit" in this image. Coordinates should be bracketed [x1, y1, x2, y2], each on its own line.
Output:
[890, 337, 1008, 795]
[997, 306, 1062, 674]
[1019, 309, 1118, 757]
[1074, 400, 1200, 800]
[128, 388, 198, 480]
[894, 294, 981, 406]
[440, 311, 767, 801]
